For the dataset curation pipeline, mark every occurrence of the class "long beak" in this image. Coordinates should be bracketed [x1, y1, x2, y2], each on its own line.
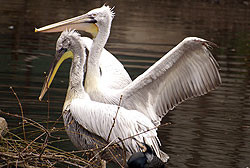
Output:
[35, 14, 98, 38]
[137, 142, 147, 152]
[133, 138, 147, 152]
[39, 50, 73, 101]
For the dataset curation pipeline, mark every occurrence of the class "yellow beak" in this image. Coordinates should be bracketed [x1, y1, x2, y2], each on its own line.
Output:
[35, 14, 98, 38]
[137, 142, 147, 152]
[39, 50, 73, 101]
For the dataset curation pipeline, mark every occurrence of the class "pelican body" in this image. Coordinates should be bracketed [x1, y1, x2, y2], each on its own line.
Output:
[41, 30, 163, 165]
[37, 5, 221, 164]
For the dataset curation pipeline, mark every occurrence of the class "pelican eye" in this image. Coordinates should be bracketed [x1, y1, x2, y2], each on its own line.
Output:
[99, 67, 102, 76]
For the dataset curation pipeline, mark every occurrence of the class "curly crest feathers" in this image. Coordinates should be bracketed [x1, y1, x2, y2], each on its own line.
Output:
[101, 4, 115, 19]
[61, 29, 81, 39]
[56, 29, 82, 51]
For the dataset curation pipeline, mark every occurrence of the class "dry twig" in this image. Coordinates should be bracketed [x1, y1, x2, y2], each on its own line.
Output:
[1, 86, 171, 168]
[107, 95, 123, 142]
[9, 86, 26, 141]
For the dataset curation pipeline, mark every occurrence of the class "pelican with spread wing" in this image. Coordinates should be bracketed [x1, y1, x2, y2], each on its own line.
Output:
[37, 5, 221, 163]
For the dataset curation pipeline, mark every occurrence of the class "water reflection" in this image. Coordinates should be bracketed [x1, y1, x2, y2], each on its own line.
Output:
[0, 0, 249, 167]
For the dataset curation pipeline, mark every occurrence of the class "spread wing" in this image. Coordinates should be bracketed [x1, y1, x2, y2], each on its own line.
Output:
[122, 37, 221, 124]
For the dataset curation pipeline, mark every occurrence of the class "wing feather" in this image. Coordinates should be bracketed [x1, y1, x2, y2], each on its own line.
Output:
[122, 37, 221, 123]
[69, 98, 161, 156]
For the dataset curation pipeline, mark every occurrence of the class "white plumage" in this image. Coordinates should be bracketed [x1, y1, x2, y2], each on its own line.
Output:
[80, 37, 131, 90]
[40, 30, 164, 164]
[70, 98, 160, 155]
[120, 37, 221, 125]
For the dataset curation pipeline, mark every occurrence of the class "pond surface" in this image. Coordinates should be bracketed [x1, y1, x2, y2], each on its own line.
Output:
[0, 0, 250, 167]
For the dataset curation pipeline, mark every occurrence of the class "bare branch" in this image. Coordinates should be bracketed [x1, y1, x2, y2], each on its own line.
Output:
[9, 86, 26, 141]
[107, 95, 123, 142]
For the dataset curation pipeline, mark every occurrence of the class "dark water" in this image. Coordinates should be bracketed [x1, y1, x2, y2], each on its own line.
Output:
[0, 0, 250, 167]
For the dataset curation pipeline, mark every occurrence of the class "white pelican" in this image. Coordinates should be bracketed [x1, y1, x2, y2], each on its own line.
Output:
[40, 30, 163, 165]
[38, 5, 221, 162]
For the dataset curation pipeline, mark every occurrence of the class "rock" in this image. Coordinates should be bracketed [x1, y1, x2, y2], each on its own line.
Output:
[0, 117, 8, 137]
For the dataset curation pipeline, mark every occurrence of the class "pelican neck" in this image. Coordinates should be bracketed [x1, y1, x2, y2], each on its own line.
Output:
[85, 22, 111, 90]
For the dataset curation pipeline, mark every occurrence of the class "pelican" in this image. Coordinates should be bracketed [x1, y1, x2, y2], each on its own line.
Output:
[40, 30, 162, 165]
[37, 5, 221, 162]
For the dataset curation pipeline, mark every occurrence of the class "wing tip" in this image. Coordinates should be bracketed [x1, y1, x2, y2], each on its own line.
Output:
[183, 37, 219, 49]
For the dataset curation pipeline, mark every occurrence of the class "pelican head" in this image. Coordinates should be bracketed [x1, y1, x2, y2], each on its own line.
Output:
[35, 5, 114, 38]
[39, 30, 82, 101]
